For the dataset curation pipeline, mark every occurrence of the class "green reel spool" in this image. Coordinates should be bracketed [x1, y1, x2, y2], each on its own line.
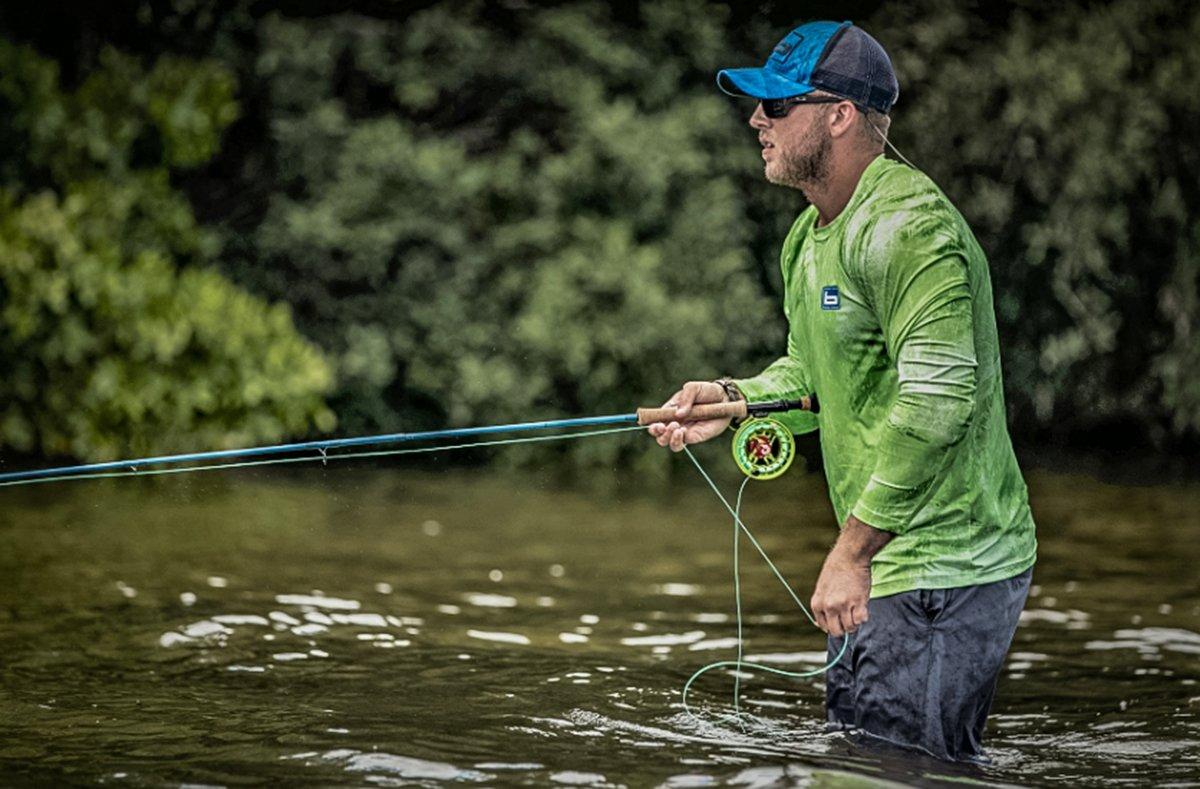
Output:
[731, 417, 795, 480]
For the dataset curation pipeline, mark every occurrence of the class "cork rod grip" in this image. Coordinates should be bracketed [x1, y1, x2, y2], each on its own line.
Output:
[636, 400, 749, 426]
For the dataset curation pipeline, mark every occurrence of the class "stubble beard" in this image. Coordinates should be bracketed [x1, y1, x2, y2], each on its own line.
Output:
[766, 116, 832, 192]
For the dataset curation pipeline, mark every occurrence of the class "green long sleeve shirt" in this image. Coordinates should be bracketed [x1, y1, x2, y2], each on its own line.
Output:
[735, 155, 1036, 598]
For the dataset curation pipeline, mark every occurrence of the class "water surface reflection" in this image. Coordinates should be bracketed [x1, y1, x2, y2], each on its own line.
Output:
[0, 464, 1197, 785]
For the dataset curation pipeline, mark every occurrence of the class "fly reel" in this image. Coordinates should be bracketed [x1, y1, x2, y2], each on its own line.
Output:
[731, 417, 795, 480]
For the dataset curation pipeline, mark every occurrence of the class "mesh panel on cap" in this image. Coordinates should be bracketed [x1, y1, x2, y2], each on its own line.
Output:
[811, 27, 899, 113]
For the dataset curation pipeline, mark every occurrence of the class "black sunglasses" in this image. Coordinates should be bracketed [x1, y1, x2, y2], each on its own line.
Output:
[760, 95, 851, 119]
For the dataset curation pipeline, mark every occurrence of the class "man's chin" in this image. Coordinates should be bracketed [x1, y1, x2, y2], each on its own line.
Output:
[765, 160, 822, 192]
[764, 164, 794, 188]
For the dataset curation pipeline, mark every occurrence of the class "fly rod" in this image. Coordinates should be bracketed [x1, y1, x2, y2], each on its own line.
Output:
[0, 395, 817, 486]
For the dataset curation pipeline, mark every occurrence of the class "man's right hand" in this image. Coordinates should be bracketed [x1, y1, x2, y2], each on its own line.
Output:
[646, 381, 735, 452]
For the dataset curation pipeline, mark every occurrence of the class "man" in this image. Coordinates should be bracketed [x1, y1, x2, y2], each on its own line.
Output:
[648, 21, 1037, 763]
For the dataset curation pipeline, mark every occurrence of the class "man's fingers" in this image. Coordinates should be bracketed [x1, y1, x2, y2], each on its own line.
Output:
[659, 379, 728, 417]
[833, 603, 870, 636]
[650, 382, 730, 443]
[811, 598, 828, 633]
[850, 603, 869, 628]
[649, 389, 684, 442]
[660, 389, 685, 409]
[814, 597, 858, 637]
[674, 382, 703, 419]
[827, 610, 847, 638]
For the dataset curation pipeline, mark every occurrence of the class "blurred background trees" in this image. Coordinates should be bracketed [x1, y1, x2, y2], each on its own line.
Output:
[0, 0, 1195, 468]
[0, 38, 333, 461]
[878, 0, 1200, 450]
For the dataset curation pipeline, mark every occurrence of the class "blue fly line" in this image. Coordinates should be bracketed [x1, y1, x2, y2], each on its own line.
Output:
[0, 417, 842, 719]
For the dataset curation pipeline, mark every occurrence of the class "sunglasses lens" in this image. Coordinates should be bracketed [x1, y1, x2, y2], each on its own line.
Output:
[761, 99, 786, 118]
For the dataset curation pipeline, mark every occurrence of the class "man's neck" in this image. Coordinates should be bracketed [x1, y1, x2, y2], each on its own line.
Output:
[804, 153, 880, 228]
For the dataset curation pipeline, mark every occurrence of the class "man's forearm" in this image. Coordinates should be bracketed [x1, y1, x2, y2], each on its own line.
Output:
[829, 513, 894, 567]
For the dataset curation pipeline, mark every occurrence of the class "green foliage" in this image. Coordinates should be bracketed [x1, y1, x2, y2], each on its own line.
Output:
[0, 39, 333, 461]
[225, 4, 779, 473]
[197, 0, 1200, 460]
[876, 0, 1200, 443]
[189, 0, 1200, 458]
[0, 41, 238, 184]
[3, 0, 1197, 469]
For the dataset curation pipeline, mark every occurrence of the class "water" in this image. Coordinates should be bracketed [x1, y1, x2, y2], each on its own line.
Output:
[1, 456, 1197, 786]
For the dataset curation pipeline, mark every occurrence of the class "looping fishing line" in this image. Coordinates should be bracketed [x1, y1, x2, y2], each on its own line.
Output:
[682, 447, 847, 727]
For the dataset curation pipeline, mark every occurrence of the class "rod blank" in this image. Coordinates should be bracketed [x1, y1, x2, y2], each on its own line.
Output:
[0, 394, 818, 487]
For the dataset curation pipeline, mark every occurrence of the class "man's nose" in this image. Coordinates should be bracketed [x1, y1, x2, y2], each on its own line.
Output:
[749, 103, 769, 129]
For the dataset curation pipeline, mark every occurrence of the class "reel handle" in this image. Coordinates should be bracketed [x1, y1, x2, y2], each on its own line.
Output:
[636, 400, 747, 426]
[636, 394, 817, 426]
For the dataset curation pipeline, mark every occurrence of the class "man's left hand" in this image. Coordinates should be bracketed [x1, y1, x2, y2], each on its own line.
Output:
[810, 514, 893, 637]
[811, 550, 871, 637]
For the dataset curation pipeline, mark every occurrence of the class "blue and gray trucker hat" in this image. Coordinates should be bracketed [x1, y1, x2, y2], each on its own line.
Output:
[717, 20, 899, 114]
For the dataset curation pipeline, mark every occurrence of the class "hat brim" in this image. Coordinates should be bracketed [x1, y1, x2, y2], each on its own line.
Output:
[716, 68, 815, 100]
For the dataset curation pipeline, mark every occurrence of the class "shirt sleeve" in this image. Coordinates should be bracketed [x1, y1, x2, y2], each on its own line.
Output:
[733, 329, 819, 436]
[731, 211, 820, 436]
[848, 211, 979, 534]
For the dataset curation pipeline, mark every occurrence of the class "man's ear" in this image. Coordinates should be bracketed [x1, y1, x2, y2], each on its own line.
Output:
[828, 102, 858, 139]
